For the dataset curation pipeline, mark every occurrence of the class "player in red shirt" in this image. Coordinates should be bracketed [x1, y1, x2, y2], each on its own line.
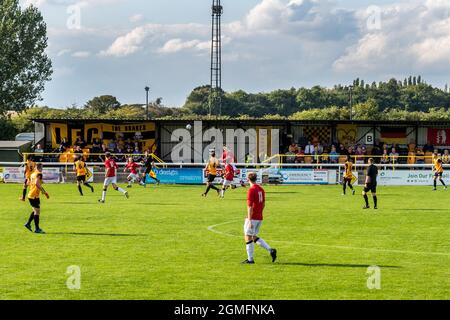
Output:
[99, 152, 129, 203]
[124, 157, 144, 188]
[242, 172, 277, 264]
[220, 161, 245, 198]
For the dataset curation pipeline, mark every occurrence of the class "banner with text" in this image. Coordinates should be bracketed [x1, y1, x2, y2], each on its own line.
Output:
[378, 170, 449, 186]
[146, 168, 203, 185]
[3, 168, 61, 184]
[266, 169, 329, 185]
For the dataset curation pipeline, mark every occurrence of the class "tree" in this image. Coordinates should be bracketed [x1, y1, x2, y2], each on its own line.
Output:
[84, 95, 121, 114]
[0, 0, 52, 115]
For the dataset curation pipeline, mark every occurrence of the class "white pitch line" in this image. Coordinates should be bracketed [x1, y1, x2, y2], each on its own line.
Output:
[207, 220, 450, 258]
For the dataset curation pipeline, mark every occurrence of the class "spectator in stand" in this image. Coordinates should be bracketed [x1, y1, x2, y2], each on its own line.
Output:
[339, 143, 348, 156]
[381, 148, 389, 165]
[415, 147, 425, 164]
[423, 141, 434, 153]
[321, 148, 330, 163]
[329, 145, 339, 164]
[347, 146, 355, 158]
[92, 138, 102, 154]
[355, 145, 364, 164]
[108, 139, 117, 152]
[288, 142, 299, 154]
[389, 147, 399, 164]
[124, 138, 133, 151]
[59, 138, 70, 153]
[285, 151, 296, 163]
[116, 146, 125, 162]
[132, 147, 142, 162]
[74, 136, 86, 149]
[312, 146, 321, 163]
[305, 141, 315, 155]
[34, 143, 44, 161]
[442, 150, 449, 164]
[117, 137, 125, 150]
[126, 146, 133, 156]
[295, 147, 305, 164]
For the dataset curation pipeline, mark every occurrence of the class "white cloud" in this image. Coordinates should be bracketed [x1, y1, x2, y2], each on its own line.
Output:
[22, 0, 47, 7]
[99, 23, 208, 57]
[158, 39, 209, 54]
[334, 0, 450, 72]
[72, 51, 91, 58]
[57, 49, 71, 57]
[129, 14, 144, 23]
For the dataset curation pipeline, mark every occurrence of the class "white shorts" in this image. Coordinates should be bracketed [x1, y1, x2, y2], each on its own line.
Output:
[127, 173, 140, 181]
[244, 219, 263, 237]
[223, 179, 233, 187]
[104, 176, 117, 186]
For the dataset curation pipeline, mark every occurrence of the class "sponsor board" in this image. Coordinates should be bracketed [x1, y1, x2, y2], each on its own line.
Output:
[86, 167, 94, 183]
[0, 167, 3, 182]
[203, 168, 262, 184]
[378, 170, 447, 186]
[266, 169, 329, 185]
[146, 168, 203, 184]
[3, 167, 61, 184]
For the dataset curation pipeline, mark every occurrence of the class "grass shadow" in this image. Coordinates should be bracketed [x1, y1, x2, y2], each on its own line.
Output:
[49, 232, 147, 237]
[275, 262, 401, 269]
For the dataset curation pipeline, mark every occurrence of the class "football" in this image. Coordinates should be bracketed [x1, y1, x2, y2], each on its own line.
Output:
[186, 124, 192, 130]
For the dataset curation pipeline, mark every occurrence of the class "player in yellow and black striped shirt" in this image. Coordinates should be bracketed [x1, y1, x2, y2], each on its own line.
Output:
[433, 158, 447, 191]
[21, 155, 36, 201]
[74, 155, 94, 196]
[202, 150, 220, 197]
[342, 156, 356, 196]
[24, 163, 49, 234]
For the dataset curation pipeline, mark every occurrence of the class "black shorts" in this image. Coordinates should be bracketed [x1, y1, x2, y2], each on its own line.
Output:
[28, 198, 40, 209]
[343, 177, 352, 183]
[145, 167, 152, 175]
[364, 184, 377, 193]
[435, 172, 443, 178]
[77, 175, 86, 182]
[208, 174, 217, 183]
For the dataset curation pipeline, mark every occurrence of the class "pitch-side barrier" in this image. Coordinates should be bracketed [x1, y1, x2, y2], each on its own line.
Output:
[0, 162, 446, 186]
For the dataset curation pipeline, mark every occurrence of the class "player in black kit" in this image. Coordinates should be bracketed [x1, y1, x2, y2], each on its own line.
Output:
[363, 158, 379, 210]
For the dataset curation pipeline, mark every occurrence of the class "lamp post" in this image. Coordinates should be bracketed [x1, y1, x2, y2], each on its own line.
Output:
[145, 86, 150, 120]
[349, 85, 354, 121]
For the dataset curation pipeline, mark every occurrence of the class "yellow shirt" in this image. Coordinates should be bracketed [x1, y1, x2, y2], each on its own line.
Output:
[28, 171, 43, 199]
[25, 160, 36, 179]
[207, 158, 219, 175]
[344, 161, 353, 179]
[434, 160, 444, 174]
[75, 160, 87, 176]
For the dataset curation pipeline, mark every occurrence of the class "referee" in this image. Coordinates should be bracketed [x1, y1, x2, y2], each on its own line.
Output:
[363, 158, 378, 210]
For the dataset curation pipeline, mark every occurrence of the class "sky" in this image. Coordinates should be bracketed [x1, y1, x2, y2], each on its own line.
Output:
[20, 0, 450, 108]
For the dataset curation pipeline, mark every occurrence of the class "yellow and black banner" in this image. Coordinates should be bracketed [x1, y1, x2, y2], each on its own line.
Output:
[336, 124, 357, 146]
[49, 122, 156, 152]
[50, 123, 68, 148]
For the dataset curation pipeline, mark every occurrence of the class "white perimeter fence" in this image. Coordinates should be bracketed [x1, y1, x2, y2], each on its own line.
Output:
[0, 162, 448, 186]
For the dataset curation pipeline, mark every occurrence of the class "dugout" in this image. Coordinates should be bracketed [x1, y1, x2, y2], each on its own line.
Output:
[32, 118, 450, 162]
[0, 141, 32, 162]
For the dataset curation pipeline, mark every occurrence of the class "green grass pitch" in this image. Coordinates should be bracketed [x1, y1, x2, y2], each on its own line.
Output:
[1, 183, 449, 300]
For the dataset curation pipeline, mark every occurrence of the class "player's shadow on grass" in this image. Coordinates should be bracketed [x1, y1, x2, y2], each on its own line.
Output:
[396, 208, 444, 211]
[276, 262, 401, 269]
[49, 232, 147, 237]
